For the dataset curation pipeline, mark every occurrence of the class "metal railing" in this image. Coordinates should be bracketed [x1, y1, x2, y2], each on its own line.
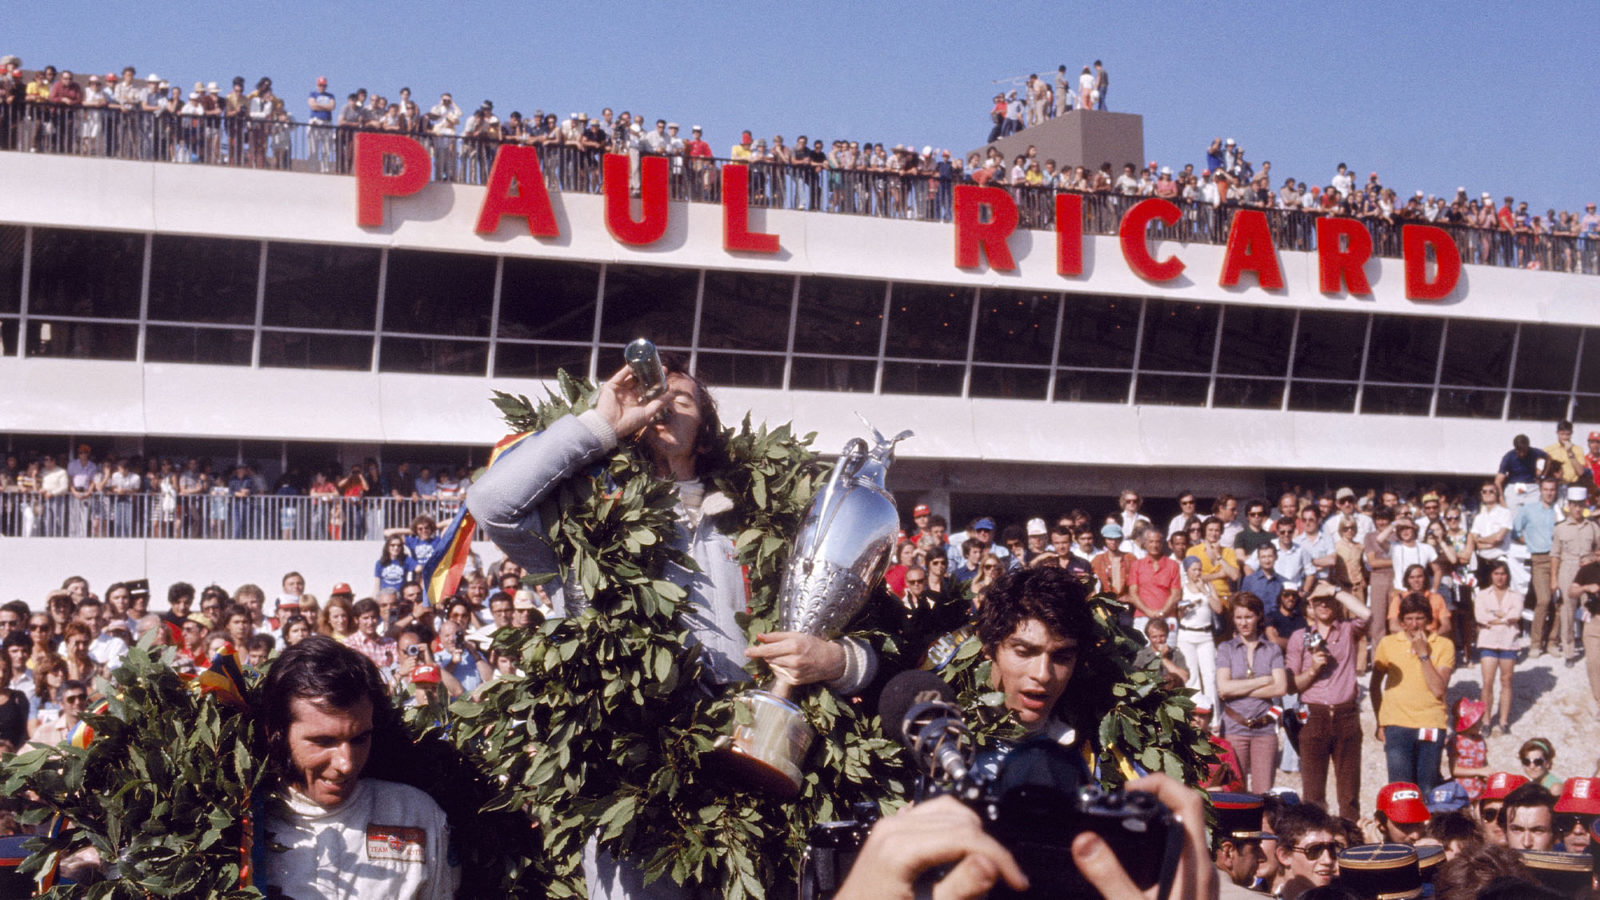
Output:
[0, 490, 462, 541]
[2, 103, 1597, 275]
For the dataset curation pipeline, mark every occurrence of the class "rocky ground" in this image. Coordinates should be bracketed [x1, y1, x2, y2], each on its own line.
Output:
[1269, 651, 1599, 807]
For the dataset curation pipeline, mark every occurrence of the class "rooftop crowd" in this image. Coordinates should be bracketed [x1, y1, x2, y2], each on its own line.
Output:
[2, 54, 1596, 275]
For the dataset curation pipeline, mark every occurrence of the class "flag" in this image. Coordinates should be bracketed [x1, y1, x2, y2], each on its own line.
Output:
[195, 643, 250, 711]
[420, 430, 535, 607]
[66, 719, 94, 749]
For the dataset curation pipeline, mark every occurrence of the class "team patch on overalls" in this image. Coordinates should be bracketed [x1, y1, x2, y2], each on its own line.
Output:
[365, 824, 426, 863]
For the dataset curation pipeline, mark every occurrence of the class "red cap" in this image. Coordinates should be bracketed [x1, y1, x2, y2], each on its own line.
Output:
[1555, 777, 1600, 815]
[913, 504, 931, 517]
[1482, 772, 1530, 800]
[1453, 697, 1485, 733]
[410, 664, 441, 685]
[316, 76, 327, 84]
[1589, 431, 1600, 443]
[330, 582, 354, 596]
[1376, 782, 1430, 823]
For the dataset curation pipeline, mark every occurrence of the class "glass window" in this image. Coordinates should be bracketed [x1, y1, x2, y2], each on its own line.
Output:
[380, 337, 488, 376]
[1512, 323, 1579, 392]
[794, 276, 885, 357]
[1439, 319, 1514, 388]
[498, 258, 600, 342]
[970, 366, 1049, 400]
[383, 250, 495, 338]
[1362, 385, 1434, 416]
[1365, 315, 1443, 384]
[1287, 381, 1357, 413]
[1135, 374, 1209, 406]
[0, 319, 17, 357]
[28, 228, 144, 319]
[26, 320, 138, 360]
[790, 357, 876, 392]
[599, 264, 698, 347]
[264, 242, 380, 331]
[144, 326, 253, 366]
[1056, 370, 1130, 404]
[882, 361, 964, 396]
[699, 271, 793, 352]
[494, 343, 592, 380]
[1435, 388, 1505, 419]
[1572, 395, 1600, 422]
[260, 331, 373, 370]
[1577, 329, 1600, 394]
[1213, 377, 1283, 410]
[1508, 392, 1570, 422]
[694, 351, 785, 388]
[1292, 311, 1366, 381]
[147, 235, 259, 325]
[973, 289, 1057, 365]
[1138, 300, 1217, 373]
[885, 283, 973, 363]
[1060, 295, 1140, 370]
[1216, 306, 1294, 376]
[0, 225, 22, 314]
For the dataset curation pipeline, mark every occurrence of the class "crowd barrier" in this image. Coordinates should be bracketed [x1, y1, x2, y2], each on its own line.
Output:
[0, 490, 461, 541]
[2, 104, 1597, 274]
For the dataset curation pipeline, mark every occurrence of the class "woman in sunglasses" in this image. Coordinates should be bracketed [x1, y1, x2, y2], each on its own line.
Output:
[1518, 737, 1562, 791]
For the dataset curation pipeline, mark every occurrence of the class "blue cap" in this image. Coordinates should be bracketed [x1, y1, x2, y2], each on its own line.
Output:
[973, 518, 996, 531]
[1100, 523, 1124, 539]
[1426, 780, 1470, 814]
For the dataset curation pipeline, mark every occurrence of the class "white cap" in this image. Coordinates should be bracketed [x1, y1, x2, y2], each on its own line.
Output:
[1225, 137, 1235, 144]
[1026, 517, 1047, 536]
[1568, 486, 1588, 502]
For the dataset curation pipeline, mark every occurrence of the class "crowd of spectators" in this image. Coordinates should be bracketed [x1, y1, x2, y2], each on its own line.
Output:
[0, 445, 472, 540]
[2, 53, 1595, 274]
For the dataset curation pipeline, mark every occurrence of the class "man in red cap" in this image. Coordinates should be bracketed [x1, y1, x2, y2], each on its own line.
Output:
[907, 503, 933, 544]
[307, 75, 335, 172]
[1476, 771, 1530, 845]
[1553, 776, 1598, 853]
[1373, 782, 1430, 844]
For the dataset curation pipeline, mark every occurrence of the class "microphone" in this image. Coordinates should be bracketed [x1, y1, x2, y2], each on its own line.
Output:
[877, 670, 972, 784]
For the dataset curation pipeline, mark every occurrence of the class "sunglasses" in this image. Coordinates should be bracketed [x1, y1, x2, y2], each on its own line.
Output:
[904, 579, 926, 585]
[1555, 815, 1594, 834]
[1521, 756, 1548, 766]
[62, 694, 87, 704]
[1293, 842, 1339, 861]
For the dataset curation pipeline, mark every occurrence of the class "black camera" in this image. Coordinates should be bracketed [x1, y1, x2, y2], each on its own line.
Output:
[1305, 628, 1326, 654]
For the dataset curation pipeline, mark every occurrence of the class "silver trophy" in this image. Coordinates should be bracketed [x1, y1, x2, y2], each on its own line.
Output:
[714, 419, 913, 796]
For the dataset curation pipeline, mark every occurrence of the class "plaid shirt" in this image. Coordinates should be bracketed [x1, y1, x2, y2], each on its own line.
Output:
[346, 632, 398, 672]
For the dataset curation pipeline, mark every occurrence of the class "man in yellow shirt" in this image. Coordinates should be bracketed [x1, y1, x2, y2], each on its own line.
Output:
[1545, 419, 1585, 485]
[1370, 594, 1455, 794]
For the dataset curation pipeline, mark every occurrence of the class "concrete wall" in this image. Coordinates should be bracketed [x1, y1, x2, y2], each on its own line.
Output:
[0, 536, 501, 610]
[971, 110, 1146, 174]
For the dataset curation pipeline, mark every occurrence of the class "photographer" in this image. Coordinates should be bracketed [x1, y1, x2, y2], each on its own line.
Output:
[432, 619, 490, 698]
[835, 773, 1218, 900]
[1286, 582, 1370, 820]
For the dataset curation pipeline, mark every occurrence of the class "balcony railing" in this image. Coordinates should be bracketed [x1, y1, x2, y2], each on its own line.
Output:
[0, 490, 459, 541]
[2, 103, 1597, 275]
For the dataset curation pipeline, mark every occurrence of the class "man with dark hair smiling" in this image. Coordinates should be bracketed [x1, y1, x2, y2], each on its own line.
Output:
[259, 636, 458, 897]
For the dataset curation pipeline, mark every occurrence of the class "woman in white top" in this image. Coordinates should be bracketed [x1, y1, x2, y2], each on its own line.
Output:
[1176, 555, 1226, 716]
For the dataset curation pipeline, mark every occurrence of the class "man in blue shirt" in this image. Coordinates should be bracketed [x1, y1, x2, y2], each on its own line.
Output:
[1242, 544, 1289, 616]
[306, 76, 335, 173]
[1513, 478, 1560, 657]
[1498, 434, 1550, 514]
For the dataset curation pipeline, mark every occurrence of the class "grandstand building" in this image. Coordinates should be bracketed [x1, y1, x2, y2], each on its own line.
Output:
[1, 126, 1595, 598]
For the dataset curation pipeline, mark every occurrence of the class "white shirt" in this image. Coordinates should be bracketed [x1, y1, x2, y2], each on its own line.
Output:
[89, 633, 129, 670]
[1469, 505, 1513, 560]
[260, 779, 458, 900]
[1389, 541, 1438, 577]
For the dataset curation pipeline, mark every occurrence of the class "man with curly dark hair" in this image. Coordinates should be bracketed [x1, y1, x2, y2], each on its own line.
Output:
[975, 566, 1096, 738]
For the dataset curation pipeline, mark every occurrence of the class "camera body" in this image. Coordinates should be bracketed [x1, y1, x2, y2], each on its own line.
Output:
[801, 738, 1181, 899]
[1305, 628, 1326, 654]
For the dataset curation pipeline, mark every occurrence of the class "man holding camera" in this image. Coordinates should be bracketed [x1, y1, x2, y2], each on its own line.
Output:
[1286, 582, 1370, 820]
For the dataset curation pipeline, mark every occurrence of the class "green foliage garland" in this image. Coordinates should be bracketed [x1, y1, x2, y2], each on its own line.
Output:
[454, 373, 908, 897]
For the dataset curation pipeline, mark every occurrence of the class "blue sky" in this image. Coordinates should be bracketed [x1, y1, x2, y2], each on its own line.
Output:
[15, 1, 1596, 214]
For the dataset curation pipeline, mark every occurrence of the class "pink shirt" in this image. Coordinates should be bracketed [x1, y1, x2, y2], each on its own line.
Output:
[1474, 587, 1523, 650]
[1286, 618, 1361, 706]
[1129, 555, 1180, 615]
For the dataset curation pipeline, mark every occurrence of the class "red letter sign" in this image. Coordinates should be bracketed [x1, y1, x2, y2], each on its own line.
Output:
[952, 185, 1018, 271]
[474, 145, 559, 237]
[1118, 198, 1185, 282]
[721, 164, 780, 254]
[1055, 193, 1083, 276]
[354, 133, 430, 227]
[1218, 209, 1284, 290]
[1403, 225, 1462, 301]
[604, 153, 669, 246]
[1315, 217, 1373, 295]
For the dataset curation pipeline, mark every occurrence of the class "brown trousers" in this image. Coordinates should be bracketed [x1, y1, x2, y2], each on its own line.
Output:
[1298, 700, 1363, 820]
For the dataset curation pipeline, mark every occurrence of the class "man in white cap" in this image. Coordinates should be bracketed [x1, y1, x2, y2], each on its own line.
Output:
[1552, 485, 1599, 668]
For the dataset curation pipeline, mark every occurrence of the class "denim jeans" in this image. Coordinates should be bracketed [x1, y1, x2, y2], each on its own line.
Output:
[1383, 725, 1444, 793]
